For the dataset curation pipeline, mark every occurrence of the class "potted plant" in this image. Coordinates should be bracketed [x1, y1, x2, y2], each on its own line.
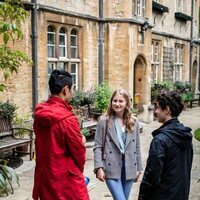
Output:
[151, 81, 173, 104]
[70, 89, 95, 119]
[0, 101, 17, 120]
[91, 83, 112, 120]
[174, 81, 194, 109]
[0, 163, 19, 196]
[181, 91, 194, 110]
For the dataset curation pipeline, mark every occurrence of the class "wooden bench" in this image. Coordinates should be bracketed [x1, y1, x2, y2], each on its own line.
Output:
[0, 117, 33, 160]
[190, 93, 200, 108]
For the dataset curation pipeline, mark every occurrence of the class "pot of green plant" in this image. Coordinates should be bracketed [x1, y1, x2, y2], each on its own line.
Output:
[182, 91, 194, 110]
[0, 162, 19, 196]
[70, 89, 95, 120]
[90, 83, 112, 120]
[0, 101, 17, 120]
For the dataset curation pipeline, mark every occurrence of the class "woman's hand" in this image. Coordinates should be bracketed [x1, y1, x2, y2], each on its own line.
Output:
[82, 135, 86, 146]
[134, 171, 142, 182]
[96, 168, 106, 182]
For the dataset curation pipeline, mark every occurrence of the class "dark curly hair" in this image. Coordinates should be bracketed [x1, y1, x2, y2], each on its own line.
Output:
[49, 70, 73, 95]
[156, 91, 184, 118]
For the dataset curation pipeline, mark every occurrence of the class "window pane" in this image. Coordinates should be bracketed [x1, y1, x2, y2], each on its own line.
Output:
[176, 0, 183, 12]
[137, 0, 141, 16]
[70, 30, 78, 58]
[48, 46, 55, 57]
[151, 64, 158, 83]
[71, 63, 78, 90]
[59, 62, 68, 71]
[71, 63, 76, 73]
[71, 47, 77, 58]
[59, 47, 65, 57]
[48, 63, 54, 75]
[71, 35, 77, 46]
[151, 45, 153, 62]
[47, 26, 55, 58]
[48, 34, 55, 44]
[59, 35, 65, 45]
[59, 30, 67, 58]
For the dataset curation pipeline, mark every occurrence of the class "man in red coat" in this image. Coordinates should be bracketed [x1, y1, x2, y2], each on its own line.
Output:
[32, 70, 90, 200]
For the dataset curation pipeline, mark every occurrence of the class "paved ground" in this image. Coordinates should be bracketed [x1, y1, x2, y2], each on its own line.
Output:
[2, 107, 200, 200]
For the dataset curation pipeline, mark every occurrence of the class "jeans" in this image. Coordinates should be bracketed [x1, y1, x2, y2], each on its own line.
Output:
[106, 162, 134, 200]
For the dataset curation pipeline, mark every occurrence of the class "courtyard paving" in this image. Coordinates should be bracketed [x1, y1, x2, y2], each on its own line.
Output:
[2, 107, 200, 200]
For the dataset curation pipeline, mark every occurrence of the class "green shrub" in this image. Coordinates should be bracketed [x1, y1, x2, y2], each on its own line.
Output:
[81, 128, 90, 137]
[94, 83, 112, 113]
[70, 89, 95, 109]
[194, 128, 200, 141]
[0, 101, 17, 119]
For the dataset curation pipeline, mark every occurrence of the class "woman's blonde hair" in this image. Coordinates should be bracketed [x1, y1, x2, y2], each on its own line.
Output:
[105, 88, 135, 132]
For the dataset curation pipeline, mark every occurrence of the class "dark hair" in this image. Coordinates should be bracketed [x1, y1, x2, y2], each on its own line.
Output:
[49, 70, 73, 95]
[156, 91, 184, 118]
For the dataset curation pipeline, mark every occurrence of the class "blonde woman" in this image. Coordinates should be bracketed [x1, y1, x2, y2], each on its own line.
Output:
[94, 88, 143, 200]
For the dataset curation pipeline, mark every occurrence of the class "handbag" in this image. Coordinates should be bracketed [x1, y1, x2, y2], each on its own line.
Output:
[102, 118, 109, 160]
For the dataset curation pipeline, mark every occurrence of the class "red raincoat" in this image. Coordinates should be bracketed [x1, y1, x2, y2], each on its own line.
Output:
[32, 96, 90, 200]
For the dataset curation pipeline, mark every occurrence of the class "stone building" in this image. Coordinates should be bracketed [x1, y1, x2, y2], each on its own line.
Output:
[0, 0, 199, 122]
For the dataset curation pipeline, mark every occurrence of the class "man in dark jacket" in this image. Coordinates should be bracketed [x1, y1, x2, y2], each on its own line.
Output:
[138, 91, 193, 200]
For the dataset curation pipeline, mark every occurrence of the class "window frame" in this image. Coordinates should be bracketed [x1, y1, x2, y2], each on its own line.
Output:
[173, 44, 183, 82]
[59, 28, 68, 59]
[47, 27, 56, 58]
[151, 40, 160, 84]
[132, 0, 146, 17]
[71, 63, 78, 90]
[176, 0, 183, 12]
[47, 25, 80, 91]
[70, 29, 78, 58]
[137, 0, 145, 17]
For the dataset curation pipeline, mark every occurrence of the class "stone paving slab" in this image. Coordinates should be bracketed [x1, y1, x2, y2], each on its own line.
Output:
[1, 107, 200, 200]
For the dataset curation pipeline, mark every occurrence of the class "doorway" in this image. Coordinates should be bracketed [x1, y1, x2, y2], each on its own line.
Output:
[133, 55, 147, 105]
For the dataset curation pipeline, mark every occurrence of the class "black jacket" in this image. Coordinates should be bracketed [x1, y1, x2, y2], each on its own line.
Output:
[138, 118, 193, 200]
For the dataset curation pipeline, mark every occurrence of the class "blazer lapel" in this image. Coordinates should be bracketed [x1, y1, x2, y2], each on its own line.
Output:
[125, 130, 135, 149]
[108, 119, 121, 150]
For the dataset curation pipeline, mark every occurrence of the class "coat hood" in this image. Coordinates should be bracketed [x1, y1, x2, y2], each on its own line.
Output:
[34, 96, 73, 127]
[152, 118, 192, 149]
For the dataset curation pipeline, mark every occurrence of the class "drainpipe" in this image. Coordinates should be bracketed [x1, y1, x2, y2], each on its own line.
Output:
[189, 0, 194, 84]
[98, 0, 104, 84]
[31, 0, 38, 111]
[199, 42, 200, 90]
